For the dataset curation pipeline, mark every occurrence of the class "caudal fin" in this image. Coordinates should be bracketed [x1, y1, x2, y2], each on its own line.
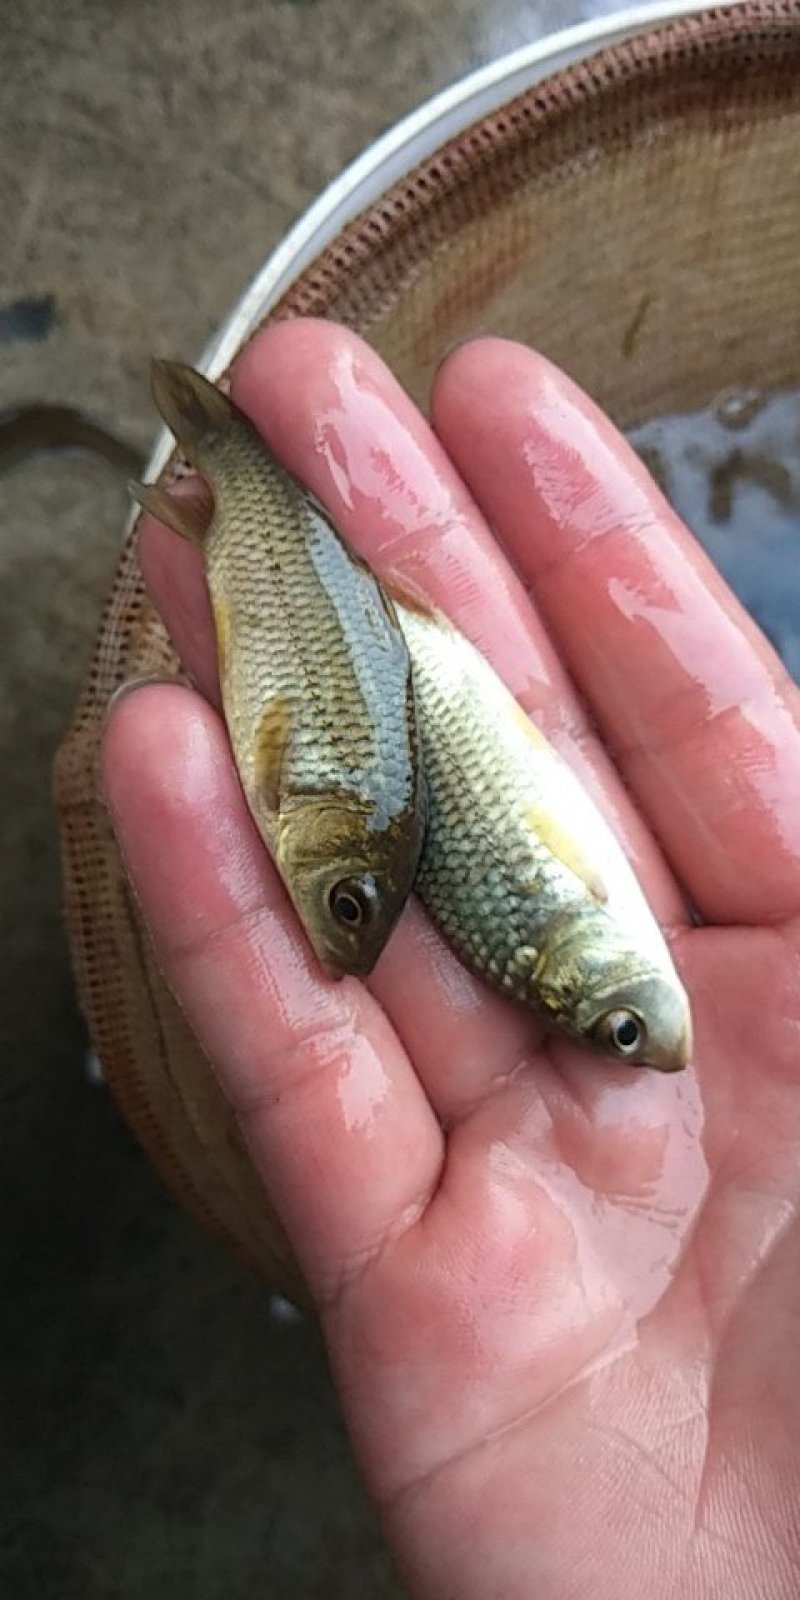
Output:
[150, 359, 235, 465]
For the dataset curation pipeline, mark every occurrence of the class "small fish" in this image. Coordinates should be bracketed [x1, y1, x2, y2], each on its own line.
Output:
[398, 606, 692, 1072]
[135, 360, 425, 977]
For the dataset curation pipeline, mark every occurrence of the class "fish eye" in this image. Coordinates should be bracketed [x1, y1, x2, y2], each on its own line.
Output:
[595, 1008, 645, 1057]
[328, 876, 378, 929]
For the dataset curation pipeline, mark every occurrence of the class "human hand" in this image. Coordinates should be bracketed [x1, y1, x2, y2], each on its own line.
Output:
[102, 322, 800, 1599]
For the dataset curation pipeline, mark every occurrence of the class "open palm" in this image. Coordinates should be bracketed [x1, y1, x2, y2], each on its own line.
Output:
[103, 323, 800, 1599]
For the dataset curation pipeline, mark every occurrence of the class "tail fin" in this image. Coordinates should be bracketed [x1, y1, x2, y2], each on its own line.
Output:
[150, 359, 235, 465]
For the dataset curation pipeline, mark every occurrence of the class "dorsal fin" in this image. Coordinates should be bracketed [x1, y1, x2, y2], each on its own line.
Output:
[381, 571, 442, 622]
[523, 803, 608, 903]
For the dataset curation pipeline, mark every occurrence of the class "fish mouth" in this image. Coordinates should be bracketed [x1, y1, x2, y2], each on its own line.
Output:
[317, 938, 385, 981]
[646, 1011, 693, 1073]
[678, 1012, 694, 1068]
[320, 953, 375, 980]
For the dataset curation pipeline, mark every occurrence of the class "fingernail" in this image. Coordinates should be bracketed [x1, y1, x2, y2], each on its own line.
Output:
[106, 671, 188, 717]
[439, 332, 487, 363]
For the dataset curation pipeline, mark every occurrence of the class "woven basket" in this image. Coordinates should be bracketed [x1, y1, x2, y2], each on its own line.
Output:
[54, 2, 800, 1297]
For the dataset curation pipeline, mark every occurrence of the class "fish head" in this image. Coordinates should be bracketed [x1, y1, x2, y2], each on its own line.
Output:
[533, 912, 692, 1072]
[574, 966, 693, 1072]
[278, 798, 420, 977]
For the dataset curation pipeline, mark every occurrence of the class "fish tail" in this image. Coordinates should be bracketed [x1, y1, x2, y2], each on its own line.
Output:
[150, 359, 236, 465]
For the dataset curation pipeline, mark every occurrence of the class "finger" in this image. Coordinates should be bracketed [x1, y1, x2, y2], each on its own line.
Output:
[432, 337, 800, 925]
[370, 901, 546, 1124]
[102, 683, 443, 1303]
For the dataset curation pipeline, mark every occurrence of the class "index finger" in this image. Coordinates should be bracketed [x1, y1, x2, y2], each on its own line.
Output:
[431, 338, 800, 926]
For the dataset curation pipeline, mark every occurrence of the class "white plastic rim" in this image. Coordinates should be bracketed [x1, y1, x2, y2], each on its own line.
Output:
[142, 0, 743, 484]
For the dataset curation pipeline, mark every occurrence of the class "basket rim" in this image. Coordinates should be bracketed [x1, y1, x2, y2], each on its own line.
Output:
[140, 0, 737, 488]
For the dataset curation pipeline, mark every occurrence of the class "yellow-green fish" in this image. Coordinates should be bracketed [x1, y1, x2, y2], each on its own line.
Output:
[134, 360, 424, 977]
[399, 605, 692, 1072]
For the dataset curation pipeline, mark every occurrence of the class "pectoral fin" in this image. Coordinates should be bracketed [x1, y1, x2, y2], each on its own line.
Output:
[253, 695, 293, 812]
